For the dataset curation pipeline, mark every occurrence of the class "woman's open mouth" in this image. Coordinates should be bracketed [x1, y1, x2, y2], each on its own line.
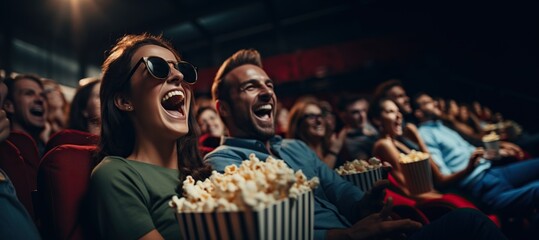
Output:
[161, 90, 185, 118]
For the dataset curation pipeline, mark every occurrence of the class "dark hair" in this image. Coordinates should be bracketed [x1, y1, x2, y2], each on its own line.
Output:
[336, 93, 369, 112]
[372, 79, 403, 101]
[97, 33, 210, 181]
[368, 97, 393, 127]
[4, 74, 44, 102]
[68, 79, 100, 132]
[211, 49, 262, 105]
[196, 106, 217, 123]
[411, 92, 429, 111]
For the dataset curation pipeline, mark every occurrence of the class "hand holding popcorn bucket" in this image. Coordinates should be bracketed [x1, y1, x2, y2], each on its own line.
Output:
[170, 154, 318, 240]
[482, 132, 501, 160]
[336, 157, 384, 192]
[399, 150, 434, 195]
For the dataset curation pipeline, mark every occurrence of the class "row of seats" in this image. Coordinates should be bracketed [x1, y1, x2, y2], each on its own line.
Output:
[0, 129, 98, 239]
[1, 129, 500, 239]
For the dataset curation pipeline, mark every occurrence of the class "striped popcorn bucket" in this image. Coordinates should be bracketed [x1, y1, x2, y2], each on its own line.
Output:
[400, 158, 433, 195]
[176, 191, 314, 240]
[341, 168, 383, 192]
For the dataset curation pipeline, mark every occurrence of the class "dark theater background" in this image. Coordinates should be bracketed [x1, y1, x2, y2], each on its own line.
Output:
[1, 0, 538, 131]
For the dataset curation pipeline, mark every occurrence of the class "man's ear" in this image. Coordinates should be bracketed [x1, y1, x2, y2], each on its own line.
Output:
[3, 99, 14, 114]
[216, 100, 230, 118]
[114, 93, 134, 111]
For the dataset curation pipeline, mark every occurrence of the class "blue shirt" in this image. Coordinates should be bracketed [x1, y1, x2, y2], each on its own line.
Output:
[204, 136, 365, 240]
[0, 169, 41, 240]
[418, 120, 491, 188]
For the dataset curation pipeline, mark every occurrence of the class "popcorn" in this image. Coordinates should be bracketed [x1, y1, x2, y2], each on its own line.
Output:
[399, 150, 433, 195]
[399, 150, 429, 164]
[482, 131, 500, 142]
[335, 157, 382, 175]
[170, 153, 319, 213]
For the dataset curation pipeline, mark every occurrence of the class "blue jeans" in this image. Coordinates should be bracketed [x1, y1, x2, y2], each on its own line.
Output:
[467, 158, 539, 213]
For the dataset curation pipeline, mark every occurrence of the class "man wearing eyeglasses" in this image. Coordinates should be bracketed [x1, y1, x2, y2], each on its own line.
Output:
[2, 74, 47, 156]
[204, 49, 506, 240]
[337, 94, 379, 163]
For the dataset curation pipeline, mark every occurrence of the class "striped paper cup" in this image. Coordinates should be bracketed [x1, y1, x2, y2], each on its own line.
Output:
[176, 191, 314, 240]
[341, 168, 383, 192]
[400, 158, 433, 195]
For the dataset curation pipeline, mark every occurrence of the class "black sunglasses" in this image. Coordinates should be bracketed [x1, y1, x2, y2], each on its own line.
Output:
[126, 56, 198, 84]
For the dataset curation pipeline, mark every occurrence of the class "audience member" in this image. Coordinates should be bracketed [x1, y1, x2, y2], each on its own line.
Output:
[68, 78, 101, 135]
[196, 106, 225, 138]
[373, 79, 413, 118]
[1, 168, 41, 240]
[41, 78, 69, 141]
[196, 106, 226, 155]
[287, 97, 347, 168]
[275, 102, 290, 136]
[373, 79, 423, 144]
[204, 48, 506, 240]
[89, 33, 210, 239]
[414, 93, 539, 220]
[442, 99, 484, 146]
[337, 94, 378, 161]
[0, 79, 9, 142]
[0, 76, 41, 239]
[319, 100, 336, 133]
[2, 74, 47, 156]
[370, 97, 443, 199]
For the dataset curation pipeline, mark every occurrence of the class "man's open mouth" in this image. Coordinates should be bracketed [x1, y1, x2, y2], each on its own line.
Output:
[29, 106, 44, 117]
[161, 90, 185, 117]
[253, 104, 272, 120]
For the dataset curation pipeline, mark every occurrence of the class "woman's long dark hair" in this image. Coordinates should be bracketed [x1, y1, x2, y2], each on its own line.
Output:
[68, 79, 100, 132]
[96, 33, 210, 181]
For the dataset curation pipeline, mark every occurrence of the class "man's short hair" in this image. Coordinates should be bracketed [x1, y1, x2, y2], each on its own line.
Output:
[4, 74, 44, 102]
[412, 91, 429, 110]
[211, 49, 263, 104]
[372, 79, 403, 100]
[336, 93, 370, 112]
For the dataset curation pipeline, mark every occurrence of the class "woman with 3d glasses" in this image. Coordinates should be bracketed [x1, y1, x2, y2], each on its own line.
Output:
[287, 97, 348, 169]
[89, 33, 211, 239]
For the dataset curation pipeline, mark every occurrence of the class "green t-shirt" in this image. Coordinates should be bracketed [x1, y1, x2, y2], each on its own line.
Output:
[89, 156, 181, 240]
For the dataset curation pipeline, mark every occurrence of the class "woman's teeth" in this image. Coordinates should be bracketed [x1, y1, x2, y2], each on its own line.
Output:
[162, 90, 184, 103]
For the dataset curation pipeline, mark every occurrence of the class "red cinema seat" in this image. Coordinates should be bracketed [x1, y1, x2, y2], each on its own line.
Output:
[198, 133, 220, 157]
[386, 173, 501, 227]
[45, 129, 99, 153]
[0, 140, 35, 219]
[7, 131, 40, 184]
[36, 144, 98, 240]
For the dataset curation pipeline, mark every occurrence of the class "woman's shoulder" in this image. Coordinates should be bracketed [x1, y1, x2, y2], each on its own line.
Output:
[94, 155, 131, 169]
[373, 138, 394, 150]
[91, 156, 140, 182]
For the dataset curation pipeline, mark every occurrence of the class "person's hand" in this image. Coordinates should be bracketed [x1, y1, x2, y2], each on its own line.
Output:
[329, 127, 350, 154]
[381, 161, 393, 179]
[327, 198, 422, 240]
[467, 148, 484, 171]
[499, 141, 524, 159]
[0, 110, 10, 142]
[356, 179, 390, 219]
